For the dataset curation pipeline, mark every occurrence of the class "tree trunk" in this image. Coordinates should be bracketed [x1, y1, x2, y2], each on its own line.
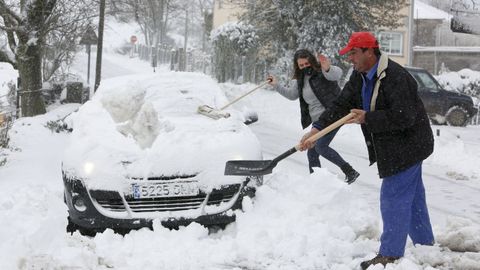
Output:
[18, 42, 46, 117]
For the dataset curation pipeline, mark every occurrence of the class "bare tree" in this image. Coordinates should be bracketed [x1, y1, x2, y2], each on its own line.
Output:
[0, 0, 96, 116]
[197, 0, 213, 52]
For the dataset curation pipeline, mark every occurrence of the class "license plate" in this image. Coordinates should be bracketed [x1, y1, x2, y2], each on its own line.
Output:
[131, 181, 199, 199]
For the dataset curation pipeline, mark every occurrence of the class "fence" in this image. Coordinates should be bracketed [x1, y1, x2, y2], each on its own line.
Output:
[134, 44, 269, 84]
[136, 44, 207, 73]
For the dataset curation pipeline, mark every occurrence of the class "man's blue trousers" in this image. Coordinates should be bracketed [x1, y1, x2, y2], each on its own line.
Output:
[379, 162, 434, 257]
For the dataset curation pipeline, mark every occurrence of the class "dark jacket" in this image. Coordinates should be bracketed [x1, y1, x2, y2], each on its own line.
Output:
[298, 70, 341, 129]
[315, 53, 434, 178]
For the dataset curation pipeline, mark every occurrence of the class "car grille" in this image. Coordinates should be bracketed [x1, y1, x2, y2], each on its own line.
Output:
[90, 184, 240, 213]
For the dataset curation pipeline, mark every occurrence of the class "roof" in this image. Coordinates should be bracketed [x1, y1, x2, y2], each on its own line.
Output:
[414, 0, 452, 20]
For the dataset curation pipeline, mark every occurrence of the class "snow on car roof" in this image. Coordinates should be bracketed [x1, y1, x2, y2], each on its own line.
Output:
[62, 72, 262, 192]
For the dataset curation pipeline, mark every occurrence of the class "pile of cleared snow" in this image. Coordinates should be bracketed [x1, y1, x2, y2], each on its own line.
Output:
[436, 217, 480, 252]
[428, 128, 480, 180]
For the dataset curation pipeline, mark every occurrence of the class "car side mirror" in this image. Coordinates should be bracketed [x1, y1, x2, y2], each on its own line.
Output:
[243, 111, 258, 125]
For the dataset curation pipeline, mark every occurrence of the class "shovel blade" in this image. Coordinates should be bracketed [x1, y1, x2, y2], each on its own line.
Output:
[224, 160, 274, 176]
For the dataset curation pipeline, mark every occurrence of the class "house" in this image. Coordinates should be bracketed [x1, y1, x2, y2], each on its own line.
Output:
[412, 0, 480, 74]
[376, 2, 412, 66]
[213, 0, 245, 30]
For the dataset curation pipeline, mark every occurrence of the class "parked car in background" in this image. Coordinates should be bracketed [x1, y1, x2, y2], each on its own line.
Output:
[342, 66, 477, 127]
[62, 72, 263, 236]
[405, 67, 477, 127]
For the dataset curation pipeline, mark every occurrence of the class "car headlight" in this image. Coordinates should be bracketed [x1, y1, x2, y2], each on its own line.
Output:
[83, 162, 95, 176]
[72, 195, 87, 212]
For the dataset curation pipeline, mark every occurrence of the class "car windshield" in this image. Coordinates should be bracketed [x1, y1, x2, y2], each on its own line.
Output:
[409, 70, 440, 91]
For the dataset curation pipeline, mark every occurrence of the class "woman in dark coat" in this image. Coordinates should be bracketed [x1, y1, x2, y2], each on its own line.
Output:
[267, 49, 359, 183]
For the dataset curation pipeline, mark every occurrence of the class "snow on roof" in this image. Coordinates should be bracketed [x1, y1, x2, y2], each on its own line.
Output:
[415, 0, 453, 20]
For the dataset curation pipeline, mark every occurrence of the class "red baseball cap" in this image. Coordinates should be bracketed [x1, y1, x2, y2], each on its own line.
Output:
[339, 32, 379, 55]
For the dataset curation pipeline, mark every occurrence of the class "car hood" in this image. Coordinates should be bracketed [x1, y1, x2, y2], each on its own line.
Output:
[62, 72, 262, 192]
[443, 89, 470, 99]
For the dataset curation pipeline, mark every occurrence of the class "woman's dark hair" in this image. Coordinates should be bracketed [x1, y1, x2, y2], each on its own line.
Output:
[292, 49, 321, 79]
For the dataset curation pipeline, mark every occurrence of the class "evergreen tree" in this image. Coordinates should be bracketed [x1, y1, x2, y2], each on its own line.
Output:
[211, 22, 258, 83]
[240, 0, 407, 64]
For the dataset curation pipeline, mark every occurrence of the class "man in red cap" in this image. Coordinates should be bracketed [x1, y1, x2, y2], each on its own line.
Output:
[299, 32, 435, 269]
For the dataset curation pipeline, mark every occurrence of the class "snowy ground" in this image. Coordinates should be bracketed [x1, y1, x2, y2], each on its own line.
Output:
[1, 18, 480, 268]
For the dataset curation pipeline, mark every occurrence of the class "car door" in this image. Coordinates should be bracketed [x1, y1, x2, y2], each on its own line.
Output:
[407, 69, 446, 116]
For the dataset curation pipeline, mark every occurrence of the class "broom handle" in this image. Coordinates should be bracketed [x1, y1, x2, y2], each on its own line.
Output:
[295, 112, 355, 150]
[220, 81, 270, 110]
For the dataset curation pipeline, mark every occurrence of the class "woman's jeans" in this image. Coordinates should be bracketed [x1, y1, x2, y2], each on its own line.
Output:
[307, 126, 347, 173]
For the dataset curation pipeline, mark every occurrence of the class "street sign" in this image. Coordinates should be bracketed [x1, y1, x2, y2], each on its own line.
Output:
[130, 35, 138, 44]
[80, 26, 98, 45]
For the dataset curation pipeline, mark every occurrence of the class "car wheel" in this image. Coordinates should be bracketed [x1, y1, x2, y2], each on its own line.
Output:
[445, 106, 468, 127]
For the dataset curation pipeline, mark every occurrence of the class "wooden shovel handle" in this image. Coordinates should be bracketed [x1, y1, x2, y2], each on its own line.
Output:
[220, 81, 270, 110]
[295, 112, 355, 150]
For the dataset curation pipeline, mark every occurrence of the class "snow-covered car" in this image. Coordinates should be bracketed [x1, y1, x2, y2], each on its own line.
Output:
[405, 67, 478, 127]
[62, 72, 263, 235]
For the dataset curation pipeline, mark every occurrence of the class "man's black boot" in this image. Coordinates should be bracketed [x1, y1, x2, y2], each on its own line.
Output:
[340, 163, 359, 184]
[360, 254, 399, 270]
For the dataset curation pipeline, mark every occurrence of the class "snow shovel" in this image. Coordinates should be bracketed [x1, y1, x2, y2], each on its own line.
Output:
[224, 113, 355, 176]
[197, 80, 270, 120]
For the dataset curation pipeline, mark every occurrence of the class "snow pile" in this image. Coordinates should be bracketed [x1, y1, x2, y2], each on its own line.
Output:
[436, 217, 480, 252]
[99, 79, 164, 149]
[429, 127, 480, 180]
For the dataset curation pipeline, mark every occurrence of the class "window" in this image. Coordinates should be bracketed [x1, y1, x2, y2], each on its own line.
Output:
[408, 70, 440, 91]
[378, 32, 403, 56]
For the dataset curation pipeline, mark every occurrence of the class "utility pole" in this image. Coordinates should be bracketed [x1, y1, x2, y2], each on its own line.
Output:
[94, 0, 106, 92]
[407, 0, 415, 67]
